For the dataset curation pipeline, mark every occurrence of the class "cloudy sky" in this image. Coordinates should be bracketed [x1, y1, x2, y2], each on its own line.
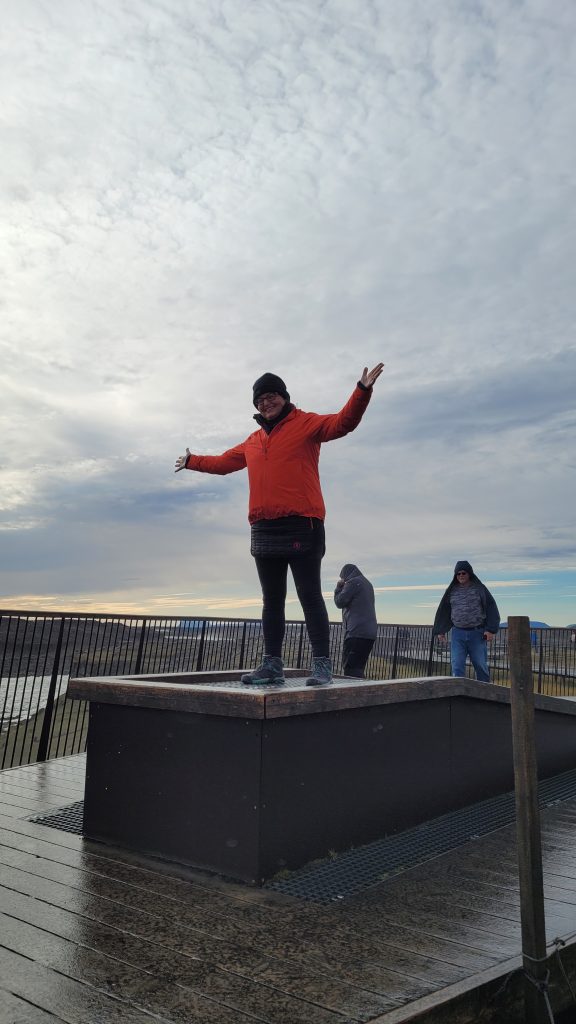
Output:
[2, 0, 575, 625]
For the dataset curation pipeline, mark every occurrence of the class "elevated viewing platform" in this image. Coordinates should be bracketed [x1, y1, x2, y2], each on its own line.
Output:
[68, 672, 576, 885]
[3, 671, 576, 1022]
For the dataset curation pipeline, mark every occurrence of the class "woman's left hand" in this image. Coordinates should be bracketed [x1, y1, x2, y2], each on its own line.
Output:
[360, 363, 384, 387]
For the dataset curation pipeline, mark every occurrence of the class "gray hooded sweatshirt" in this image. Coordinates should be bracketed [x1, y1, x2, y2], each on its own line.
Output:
[334, 564, 378, 640]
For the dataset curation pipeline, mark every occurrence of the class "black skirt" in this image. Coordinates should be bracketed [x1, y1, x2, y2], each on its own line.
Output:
[250, 516, 325, 558]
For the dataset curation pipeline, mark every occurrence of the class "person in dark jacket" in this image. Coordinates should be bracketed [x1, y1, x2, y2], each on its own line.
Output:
[433, 560, 500, 682]
[334, 564, 378, 678]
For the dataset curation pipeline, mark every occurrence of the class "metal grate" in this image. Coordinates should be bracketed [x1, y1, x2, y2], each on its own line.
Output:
[29, 799, 84, 834]
[28, 767, 576, 902]
[265, 766, 576, 903]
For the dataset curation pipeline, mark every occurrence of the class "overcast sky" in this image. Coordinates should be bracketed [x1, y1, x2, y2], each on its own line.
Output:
[1, 0, 575, 625]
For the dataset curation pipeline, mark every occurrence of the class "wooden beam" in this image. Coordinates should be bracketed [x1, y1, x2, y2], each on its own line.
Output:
[508, 615, 549, 1024]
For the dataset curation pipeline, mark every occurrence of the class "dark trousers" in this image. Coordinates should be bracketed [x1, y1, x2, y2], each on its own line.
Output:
[254, 551, 330, 658]
[342, 637, 375, 678]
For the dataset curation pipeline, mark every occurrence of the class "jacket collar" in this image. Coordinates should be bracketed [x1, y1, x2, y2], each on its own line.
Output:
[254, 402, 294, 434]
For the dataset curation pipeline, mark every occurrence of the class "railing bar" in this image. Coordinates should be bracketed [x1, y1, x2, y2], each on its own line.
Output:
[15, 627, 48, 767]
[1, 618, 26, 770]
[54, 631, 79, 757]
[84, 617, 99, 675]
[142, 617, 155, 674]
[176, 619, 185, 672]
[36, 617, 66, 762]
[119, 619, 128, 674]
[133, 619, 147, 674]
[154, 618, 168, 674]
[1, 617, 19, 725]
[10, 619, 37, 756]
[50, 617, 80, 758]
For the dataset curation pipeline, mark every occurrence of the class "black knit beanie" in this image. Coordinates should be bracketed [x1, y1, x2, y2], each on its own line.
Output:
[252, 372, 290, 407]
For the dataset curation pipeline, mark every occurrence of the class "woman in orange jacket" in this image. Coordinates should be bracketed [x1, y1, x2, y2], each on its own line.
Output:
[175, 363, 383, 686]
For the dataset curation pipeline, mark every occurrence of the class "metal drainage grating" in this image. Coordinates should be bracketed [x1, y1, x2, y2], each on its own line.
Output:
[30, 799, 84, 835]
[27, 767, 576, 902]
[265, 766, 576, 904]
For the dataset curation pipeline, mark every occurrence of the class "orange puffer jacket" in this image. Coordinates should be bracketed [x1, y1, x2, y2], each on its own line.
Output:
[186, 385, 372, 523]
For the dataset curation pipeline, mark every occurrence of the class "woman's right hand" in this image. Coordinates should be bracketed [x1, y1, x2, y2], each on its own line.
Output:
[174, 448, 191, 473]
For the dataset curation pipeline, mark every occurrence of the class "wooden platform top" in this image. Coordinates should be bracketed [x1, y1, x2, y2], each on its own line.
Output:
[66, 671, 576, 720]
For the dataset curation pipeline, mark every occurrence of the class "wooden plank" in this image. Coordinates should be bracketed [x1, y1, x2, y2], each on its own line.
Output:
[396, 863, 576, 930]
[0, 945, 177, 1023]
[66, 673, 576, 721]
[0, 835, 450, 1011]
[0, 912, 353, 1024]
[0, 856, 473, 1001]
[0, 989, 73, 1024]
[0, 812, 86, 850]
[369, 884, 523, 939]
[0, 786, 75, 813]
[0, 837, 498, 981]
[0, 879, 429, 1013]
[264, 678, 576, 719]
[264, 678, 492, 718]
[0, 767, 82, 790]
[68, 678, 269, 718]
[0, 885, 396, 1020]
[0, 795, 53, 816]
[0, 774, 83, 799]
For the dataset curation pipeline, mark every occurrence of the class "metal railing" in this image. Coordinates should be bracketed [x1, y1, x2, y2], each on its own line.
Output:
[1, 610, 575, 770]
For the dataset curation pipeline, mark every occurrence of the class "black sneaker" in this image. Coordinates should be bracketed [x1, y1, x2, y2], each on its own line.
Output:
[241, 656, 285, 685]
[306, 656, 333, 686]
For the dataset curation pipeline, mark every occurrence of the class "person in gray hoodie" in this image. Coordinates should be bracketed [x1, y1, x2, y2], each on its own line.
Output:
[334, 564, 378, 678]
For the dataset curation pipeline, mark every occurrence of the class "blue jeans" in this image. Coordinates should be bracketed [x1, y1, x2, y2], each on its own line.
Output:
[451, 627, 490, 682]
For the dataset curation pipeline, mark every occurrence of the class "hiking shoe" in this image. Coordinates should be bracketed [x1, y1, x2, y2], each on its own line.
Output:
[241, 656, 285, 685]
[306, 656, 333, 686]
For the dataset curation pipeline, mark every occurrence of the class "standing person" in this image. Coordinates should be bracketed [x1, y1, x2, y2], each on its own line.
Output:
[175, 364, 384, 687]
[334, 564, 378, 679]
[433, 560, 500, 682]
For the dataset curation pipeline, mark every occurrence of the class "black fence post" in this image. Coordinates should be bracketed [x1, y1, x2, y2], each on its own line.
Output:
[238, 621, 247, 670]
[537, 632, 544, 695]
[296, 623, 304, 669]
[37, 617, 66, 763]
[426, 630, 435, 676]
[391, 627, 400, 679]
[134, 618, 147, 674]
[195, 621, 206, 671]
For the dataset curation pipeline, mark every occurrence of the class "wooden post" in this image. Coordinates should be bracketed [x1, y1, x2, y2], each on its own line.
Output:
[508, 615, 549, 1024]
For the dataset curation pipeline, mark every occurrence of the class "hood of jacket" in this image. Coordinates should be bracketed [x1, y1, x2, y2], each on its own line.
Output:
[450, 560, 482, 590]
[340, 564, 362, 581]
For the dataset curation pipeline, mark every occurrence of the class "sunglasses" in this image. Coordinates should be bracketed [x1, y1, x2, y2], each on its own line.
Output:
[256, 393, 282, 405]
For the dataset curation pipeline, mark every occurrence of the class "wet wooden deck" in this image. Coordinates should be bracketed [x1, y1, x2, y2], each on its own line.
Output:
[1, 755, 576, 1023]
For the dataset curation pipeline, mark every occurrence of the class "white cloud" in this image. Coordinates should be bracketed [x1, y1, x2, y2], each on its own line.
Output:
[1, 0, 575, 623]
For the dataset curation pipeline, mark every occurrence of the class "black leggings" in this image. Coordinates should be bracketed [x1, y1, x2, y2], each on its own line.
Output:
[254, 551, 330, 659]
